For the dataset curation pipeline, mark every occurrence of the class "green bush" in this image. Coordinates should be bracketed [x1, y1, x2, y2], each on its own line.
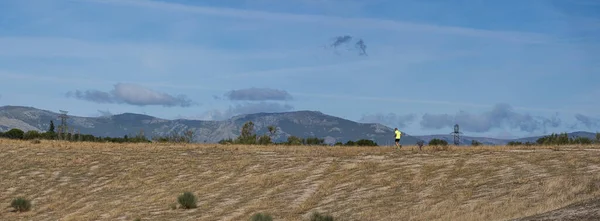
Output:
[355, 139, 378, 146]
[257, 135, 272, 145]
[250, 212, 273, 221]
[286, 136, 302, 145]
[177, 192, 197, 209]
[11, 197, 31, 212]
[4, 128, 25, 139]
[24, 130, 41, 140]
[428, 138, 448, 146]
[310, 211, 334, 221]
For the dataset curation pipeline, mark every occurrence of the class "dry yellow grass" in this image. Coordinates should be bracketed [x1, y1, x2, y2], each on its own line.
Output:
[1, 138, 600, 221]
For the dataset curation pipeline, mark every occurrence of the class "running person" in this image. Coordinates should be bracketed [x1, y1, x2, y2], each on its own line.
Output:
[394, 128, 402, 148]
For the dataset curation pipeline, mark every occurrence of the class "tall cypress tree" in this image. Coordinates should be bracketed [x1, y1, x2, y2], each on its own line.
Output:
[48, 120, 55, 133]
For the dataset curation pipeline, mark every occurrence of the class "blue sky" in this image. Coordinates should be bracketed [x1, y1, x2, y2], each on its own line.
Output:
[0, 0, 598, 139]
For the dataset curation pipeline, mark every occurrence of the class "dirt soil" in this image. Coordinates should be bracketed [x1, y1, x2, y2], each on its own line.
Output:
[1, 139, 600, 221]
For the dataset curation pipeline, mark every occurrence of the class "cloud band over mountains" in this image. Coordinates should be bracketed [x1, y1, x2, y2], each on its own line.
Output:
[361, 103, 566, 133]
[66, 83, 194, 107]
[224, 87, 293, 101]
[420, 103, 561, 133]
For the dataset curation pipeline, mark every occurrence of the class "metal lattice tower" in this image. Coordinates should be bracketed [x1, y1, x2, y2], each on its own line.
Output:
[450, 124, 463, 146]
[58, 110, 69, 140]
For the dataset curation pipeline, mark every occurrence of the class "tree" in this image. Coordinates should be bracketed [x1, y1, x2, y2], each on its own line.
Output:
[236, 121, 257, 144]
[48, 120, 55, 133]
[471, 140, 482, 146]
[183, 129, 194, 143]
[267, 125, 277, 139]
[596, 132, 600, 143]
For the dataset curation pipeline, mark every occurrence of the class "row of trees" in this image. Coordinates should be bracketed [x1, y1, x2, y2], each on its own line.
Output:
[507, 132, 600, 146]
[422, 131, 600, 147]
[218, 121, 379, 146]
[0, 120, 151, 143]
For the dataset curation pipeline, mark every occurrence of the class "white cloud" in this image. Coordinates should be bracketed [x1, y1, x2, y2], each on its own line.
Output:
[66, 83, 195, 107]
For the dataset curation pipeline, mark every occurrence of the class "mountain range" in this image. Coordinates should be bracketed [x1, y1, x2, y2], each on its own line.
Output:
[0, 105, 596, 145]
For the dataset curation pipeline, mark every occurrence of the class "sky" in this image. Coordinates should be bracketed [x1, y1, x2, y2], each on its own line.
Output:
[0, 0, 599, 139]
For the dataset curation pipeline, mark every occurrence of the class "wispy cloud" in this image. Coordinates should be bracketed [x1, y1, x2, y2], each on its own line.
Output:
[574, 114, 600, 129]
[359, 113, 416, 128]
[419, 103, 562, 133]
[224, 87, 293, 101]
[82, 0, 551, 43]
[66, 83, 195, 107]
[97, 109, 113, 117]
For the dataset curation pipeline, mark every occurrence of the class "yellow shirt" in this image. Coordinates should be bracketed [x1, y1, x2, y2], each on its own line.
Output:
[395, 130, 401, 139]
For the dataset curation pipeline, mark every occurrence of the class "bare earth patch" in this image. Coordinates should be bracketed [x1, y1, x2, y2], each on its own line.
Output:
[1, 139, 599, 220]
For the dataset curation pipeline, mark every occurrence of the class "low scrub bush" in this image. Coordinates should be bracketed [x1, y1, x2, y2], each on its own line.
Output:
[428, 138, 448, 146]
[310, 211, 334, 221]
[250, 212, 273, 221]
[177, 192, 197, 209]
[11, 197, 31, 212]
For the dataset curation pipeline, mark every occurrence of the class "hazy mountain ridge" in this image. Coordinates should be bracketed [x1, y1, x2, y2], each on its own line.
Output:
[0, 106, 421, 145]
[0, 105, 596, 145]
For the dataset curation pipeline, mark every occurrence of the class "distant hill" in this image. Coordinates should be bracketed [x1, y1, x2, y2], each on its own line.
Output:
[0, 105, 421, 145]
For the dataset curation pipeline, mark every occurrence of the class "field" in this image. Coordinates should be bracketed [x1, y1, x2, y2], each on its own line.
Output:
[1, 139, 600, 221]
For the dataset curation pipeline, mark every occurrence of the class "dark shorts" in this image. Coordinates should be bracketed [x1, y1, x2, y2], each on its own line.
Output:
[395, 139, 400, 142]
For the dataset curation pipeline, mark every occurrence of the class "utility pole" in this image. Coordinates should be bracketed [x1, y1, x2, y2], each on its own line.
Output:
[450, 124, 462, 146]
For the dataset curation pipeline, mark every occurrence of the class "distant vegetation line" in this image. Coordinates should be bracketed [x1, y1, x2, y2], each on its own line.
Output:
[1, 120, 599, 147]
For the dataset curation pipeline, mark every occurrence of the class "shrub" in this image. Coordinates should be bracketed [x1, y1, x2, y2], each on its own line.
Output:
[286, 136, 302, 145]
[471, 140, 482, 146]
[355, 139, 378, 146]
[257, 135, 272, 145]
[250, 212, 273, 221]
[507, 141, 522, 146]
[4, 128, 25, 139]
[23, 130, 41, 140]
[177, 192, 197, 209]
[11, 197, 31, 212]
[30, 139, 41, 144]
[428, 138, 448, 146]
[310, 211, 334, 221]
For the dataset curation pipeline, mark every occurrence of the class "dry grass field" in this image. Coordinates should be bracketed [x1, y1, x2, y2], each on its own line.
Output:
[1, 138, 600, 221]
